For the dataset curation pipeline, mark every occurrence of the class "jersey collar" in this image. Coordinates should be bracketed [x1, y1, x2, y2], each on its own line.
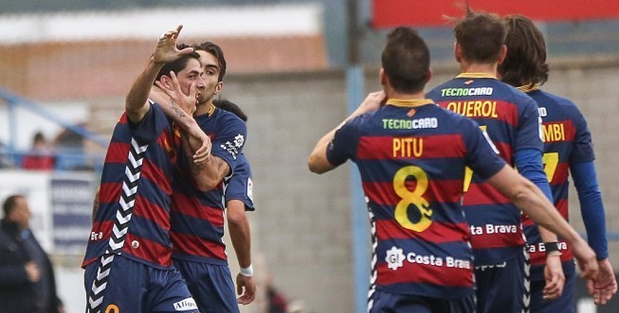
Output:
[516, 84, 540, 93]
[385, 98, 435, 108]
[456, 72, 497, 79]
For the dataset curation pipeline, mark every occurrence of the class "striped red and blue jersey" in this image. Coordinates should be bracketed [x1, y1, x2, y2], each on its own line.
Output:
[327, 99, 506, 299]
[223, 153, 255, 212]
[427, 73, 543, 265]
[521, 87, 594, 280]
[170, 106, 247, 265]
[83, 102, 178, 269]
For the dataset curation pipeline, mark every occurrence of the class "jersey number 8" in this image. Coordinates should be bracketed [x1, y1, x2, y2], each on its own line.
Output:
[393, 166, 433, 232]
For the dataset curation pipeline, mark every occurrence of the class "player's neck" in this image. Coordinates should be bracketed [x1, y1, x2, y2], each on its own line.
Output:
[195, 100, 215, 116]
[388, 90, 426, 101]
[460, 61, 498, 77]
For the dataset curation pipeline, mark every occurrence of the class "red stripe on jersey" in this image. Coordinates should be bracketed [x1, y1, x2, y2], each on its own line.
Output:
[124, 233, 172, 267]
[132, 195, 170, 231]
[494, 142, 513, 165]
[99, 182, 121, 204]
[363, 179, 464, 206]
[89, 220, 113, 242]
[377, 261, 473, 287]
[470, 227, 524, 249]
[141, 159, 172, 195]
[104, 142, 131, 164]
[118, 114, 128, 124]
[356, 134, 465, 160]
[376, 219, 469, 243]
[171, 232, 226, 260]
[172, 192, 224, 227]
[550, 162, 569, 186]
[542, 120, 575, 143]
[437, 100, 519, 127]
[555, 198, 569, 219]
[463, 182, 510, 206]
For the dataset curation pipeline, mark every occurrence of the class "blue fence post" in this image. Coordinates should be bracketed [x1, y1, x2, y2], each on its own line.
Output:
[7, 100, 17, 152]
[346, 65, 369, 313]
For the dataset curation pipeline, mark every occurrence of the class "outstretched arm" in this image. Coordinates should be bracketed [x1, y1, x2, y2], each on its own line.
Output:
[125, 25, 193, 123]
[571, 161, 617, 304]
[515, 148, 565, 299]
[486, 165, 599, 281]
[308, 91, 385, 173]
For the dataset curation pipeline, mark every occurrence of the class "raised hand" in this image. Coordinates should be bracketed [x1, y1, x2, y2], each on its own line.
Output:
[154, 71, 199, 115]
[152, 25, 194, 64]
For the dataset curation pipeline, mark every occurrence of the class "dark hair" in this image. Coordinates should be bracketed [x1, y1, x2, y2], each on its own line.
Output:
[381, 27, 430, 94]
[454, 11, 506, 64]
[2, 194, 23, 217]
[499, 15, 549, 87]
[194, 41, 227, 82]
[213, 99, 247, 122]
[154, 45, 201, 83]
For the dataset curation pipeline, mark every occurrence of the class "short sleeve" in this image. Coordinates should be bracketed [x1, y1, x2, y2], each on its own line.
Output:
[515, 97, 544, 152]
[326, 118, 362, 167]
[129, 101, 170, 144]
[224, 154, 255, 211]
[210, 115, 247, 173]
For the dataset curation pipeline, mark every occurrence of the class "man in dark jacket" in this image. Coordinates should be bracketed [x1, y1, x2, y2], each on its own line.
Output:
[0, 194, 64, 313]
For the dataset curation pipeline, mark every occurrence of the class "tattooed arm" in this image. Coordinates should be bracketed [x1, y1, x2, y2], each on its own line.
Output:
[183, 135, 230, 192]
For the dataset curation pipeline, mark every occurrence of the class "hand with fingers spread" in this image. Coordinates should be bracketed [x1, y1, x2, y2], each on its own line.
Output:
[155, 71, 199, 115]
[588, 258, 618, 305]
[152, 25, 195, 64]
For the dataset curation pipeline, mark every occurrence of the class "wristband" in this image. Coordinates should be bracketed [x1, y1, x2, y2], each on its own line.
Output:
[543, 242, 562, 256]
[240, 264, 253, 277]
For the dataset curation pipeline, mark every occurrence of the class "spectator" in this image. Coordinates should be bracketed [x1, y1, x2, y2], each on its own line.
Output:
[0, 194, 65, 313]
[22, 131, 55, 170]
[265, 275, 288, 313]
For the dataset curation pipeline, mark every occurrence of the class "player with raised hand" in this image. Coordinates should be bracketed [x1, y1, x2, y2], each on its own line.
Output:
[83, 25, 208, 313]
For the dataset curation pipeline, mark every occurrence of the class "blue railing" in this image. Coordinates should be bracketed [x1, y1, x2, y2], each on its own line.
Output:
[0, 86, 107, 171]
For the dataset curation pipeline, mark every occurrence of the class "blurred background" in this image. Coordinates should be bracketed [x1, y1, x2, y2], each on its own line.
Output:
[1, 1, 619, 312]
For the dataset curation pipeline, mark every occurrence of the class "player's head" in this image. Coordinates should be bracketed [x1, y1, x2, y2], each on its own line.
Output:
[155, 46, 205, 98]
[380, 27, 430, 94]
[213, 99, 247, 122]
[454, 11, 506, 65]
[498, 15, 549, 87]
[194, 41, 227, 104]
[2, 194, 30, 229]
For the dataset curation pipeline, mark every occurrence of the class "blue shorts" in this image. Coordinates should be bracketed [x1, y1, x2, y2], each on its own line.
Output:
[174, 259, 239, 313]
[530, 271, 575, 313]
[368, 289, 476, 313]
[84, 255, 198, 313]
[475, 249, 530, 313]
